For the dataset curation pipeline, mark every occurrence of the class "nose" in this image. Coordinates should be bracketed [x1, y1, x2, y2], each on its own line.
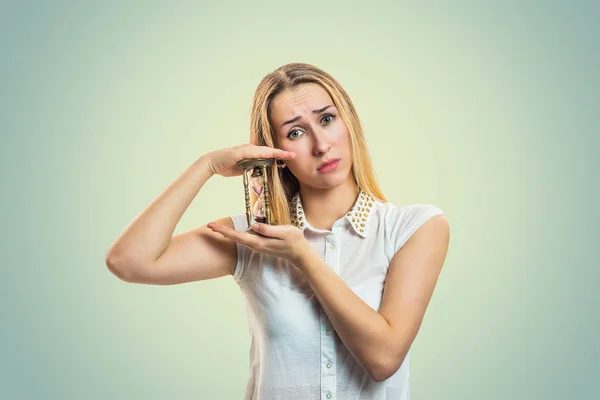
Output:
[312, 126, 331, 156]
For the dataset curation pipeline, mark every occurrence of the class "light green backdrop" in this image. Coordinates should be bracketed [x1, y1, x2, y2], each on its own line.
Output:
[2, 1, 598, 399]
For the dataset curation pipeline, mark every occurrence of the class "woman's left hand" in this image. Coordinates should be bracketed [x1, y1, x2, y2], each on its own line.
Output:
[207, 221, 313, 265]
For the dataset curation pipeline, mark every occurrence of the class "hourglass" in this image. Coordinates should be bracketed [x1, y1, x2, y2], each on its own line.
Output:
[237, 158, 275, 233]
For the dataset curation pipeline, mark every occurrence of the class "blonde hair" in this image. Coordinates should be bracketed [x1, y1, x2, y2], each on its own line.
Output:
[249, 62, 387, 225]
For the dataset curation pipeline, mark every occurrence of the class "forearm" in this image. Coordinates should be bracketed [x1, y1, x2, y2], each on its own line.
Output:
[295, 250, 395, 381]
[106, 155, 214, 266]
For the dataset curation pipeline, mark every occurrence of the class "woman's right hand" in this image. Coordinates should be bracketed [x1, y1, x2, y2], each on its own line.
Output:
[205, 144, 296, 178]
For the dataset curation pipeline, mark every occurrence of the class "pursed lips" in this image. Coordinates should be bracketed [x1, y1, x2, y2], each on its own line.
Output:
[317, 158, 340, 170]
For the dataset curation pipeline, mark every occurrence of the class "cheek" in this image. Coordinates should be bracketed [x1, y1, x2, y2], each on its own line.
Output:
[290, 149, 320, 181]
[287, 147, 311, 169]
[333, 125, 351, 149]
[278, 137, 308, 154]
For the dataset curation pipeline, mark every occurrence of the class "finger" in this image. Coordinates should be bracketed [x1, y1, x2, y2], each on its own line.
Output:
[250, 222, 286, 239]
[208, 223, 261, 248]
[244, 145, 296, 161]
[272, 148, 296, 160]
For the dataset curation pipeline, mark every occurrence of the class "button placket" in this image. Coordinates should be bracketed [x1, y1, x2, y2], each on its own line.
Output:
[320, 309, 336, 400]
[326, 234, 336, 249]
[324, 233, 338, 273]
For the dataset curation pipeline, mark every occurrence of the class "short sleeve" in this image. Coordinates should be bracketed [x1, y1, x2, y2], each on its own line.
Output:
[386, 204, 445, 257]
[229, 213, 252, 284]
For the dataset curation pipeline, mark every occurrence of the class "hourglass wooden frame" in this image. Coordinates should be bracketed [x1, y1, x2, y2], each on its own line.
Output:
[237, 158, 275, 233]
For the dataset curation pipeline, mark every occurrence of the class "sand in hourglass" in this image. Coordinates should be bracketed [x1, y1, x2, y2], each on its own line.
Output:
[251, 183, 267, 224]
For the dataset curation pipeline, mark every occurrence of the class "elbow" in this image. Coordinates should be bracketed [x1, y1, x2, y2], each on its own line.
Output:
[105, 250, 140, 283]
[367, 353, 405, 383]
[368, 365, 396, 383]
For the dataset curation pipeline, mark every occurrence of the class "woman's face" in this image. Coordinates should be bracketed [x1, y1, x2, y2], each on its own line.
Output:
[269, 83, 353, 190]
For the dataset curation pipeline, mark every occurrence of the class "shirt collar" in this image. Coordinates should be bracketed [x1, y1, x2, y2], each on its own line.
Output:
[289, 189, 377, 238]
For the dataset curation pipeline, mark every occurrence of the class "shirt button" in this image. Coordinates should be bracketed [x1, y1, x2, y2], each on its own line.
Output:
[326, 329, 332, 336]
[326, 362, 332, 368]
[326, 393, 332, 399]
[329, 243, 335, 249]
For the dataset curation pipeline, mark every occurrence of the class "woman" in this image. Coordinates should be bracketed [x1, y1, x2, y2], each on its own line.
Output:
[106, 63, 450, 400]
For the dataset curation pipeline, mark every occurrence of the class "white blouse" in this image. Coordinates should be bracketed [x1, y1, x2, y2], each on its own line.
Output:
[230, 190, 445, 400]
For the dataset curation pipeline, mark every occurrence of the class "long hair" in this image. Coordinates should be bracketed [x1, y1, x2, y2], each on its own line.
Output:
[249, 62, 386, 225]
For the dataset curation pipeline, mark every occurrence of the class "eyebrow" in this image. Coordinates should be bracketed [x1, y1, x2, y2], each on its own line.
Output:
[281, 105, 333, 128]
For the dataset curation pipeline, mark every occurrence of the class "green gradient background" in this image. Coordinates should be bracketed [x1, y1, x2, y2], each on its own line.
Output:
[2, 1, 598, 399]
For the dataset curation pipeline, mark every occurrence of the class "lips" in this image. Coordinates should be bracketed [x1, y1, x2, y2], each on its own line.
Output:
[317, 158, 340, 172]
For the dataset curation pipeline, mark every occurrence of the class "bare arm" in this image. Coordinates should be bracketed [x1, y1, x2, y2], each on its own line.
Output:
[105, 154, 226, 284]
[105, 145, 295, 285]
[114, 216, 239, 285]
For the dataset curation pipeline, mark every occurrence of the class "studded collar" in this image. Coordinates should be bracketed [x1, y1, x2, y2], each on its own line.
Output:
[289, 190, 376, 238]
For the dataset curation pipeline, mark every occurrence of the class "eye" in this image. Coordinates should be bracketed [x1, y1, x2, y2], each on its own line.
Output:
[321, 114, 335, 125]
[287, 129, 304, 139]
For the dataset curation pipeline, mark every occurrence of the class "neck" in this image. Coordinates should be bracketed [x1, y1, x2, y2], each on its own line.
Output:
[299, 176, 359, 231]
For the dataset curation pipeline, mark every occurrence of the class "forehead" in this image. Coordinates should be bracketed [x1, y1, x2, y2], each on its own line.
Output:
[269, 83, 333, 122]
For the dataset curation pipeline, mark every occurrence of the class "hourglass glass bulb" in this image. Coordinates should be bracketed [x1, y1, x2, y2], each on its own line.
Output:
[251, 175, 264, 196]
[252, 198, 266, 219]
